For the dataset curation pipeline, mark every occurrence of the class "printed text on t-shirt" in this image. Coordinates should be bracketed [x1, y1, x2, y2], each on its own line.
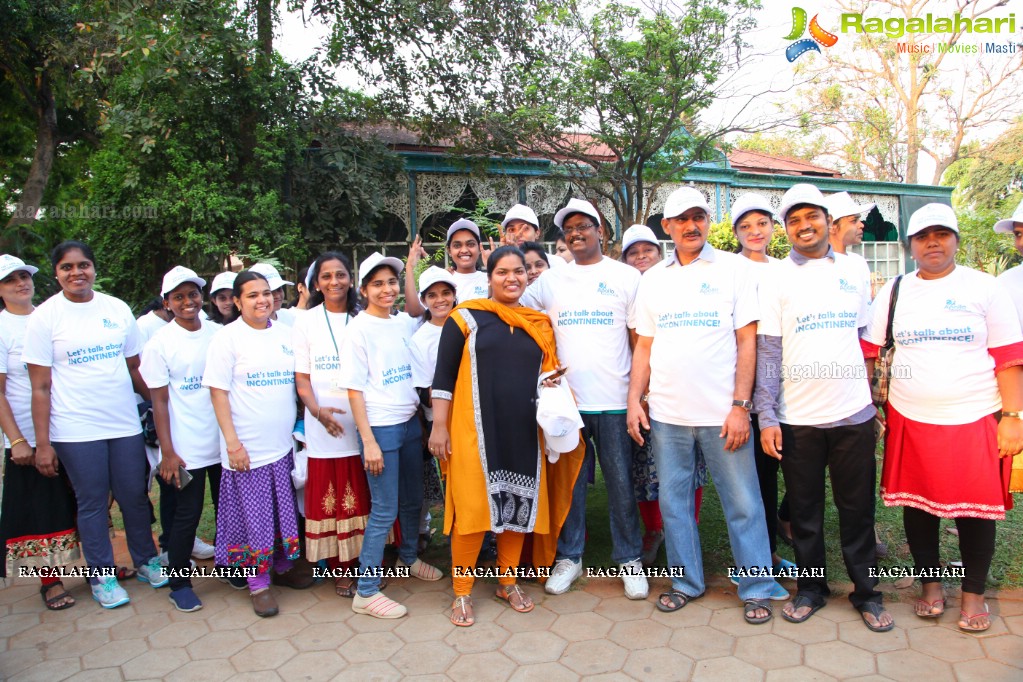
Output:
[656, 311, 721, 328]
[794, 311, 857, 333]
[896, 326, 975, 345]
[66, 343, 123, 365]
[382, 363, 412, 386]
[245, 370, 295, 387]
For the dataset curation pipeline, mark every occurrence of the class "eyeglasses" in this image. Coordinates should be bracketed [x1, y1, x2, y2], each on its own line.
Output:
[562, 223, 599, 235]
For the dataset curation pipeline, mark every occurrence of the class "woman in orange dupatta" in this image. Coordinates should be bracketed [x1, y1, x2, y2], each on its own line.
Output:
[429, 246, 584, 627]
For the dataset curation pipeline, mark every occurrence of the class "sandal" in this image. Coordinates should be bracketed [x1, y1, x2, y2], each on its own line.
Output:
[656, 590, 702, 613]
[496, 584, 534, 613]
[334, 577, 356, 599]
[859, 601, 895, 632]
[40, 582, 75, 611]
[450, 595, 475, 627]
[115, 566, 137, 581]
[781, 594, 826, 623]
[744, 599, 772, 625]
[914, 597, 946, 618]
[958, 604, 991, 632]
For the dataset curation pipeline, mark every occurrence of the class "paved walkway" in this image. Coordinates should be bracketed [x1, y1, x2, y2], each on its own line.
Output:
[2, 535, 1022, 681]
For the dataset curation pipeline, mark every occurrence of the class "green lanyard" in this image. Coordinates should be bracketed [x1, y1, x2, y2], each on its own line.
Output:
[323, 305, 350, 358]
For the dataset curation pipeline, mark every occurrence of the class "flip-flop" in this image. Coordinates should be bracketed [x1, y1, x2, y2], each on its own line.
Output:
[781, 594, 826, 623]
[860, 601, 895, 632]
[450, 595, 474, 627]
[914, 597, 945, 618]
[958, 604, 991, 632]
[744, 599, 773, 625]
[496, 584, 534, 613]
[334, 577, 356, 599]
[40, 582, 75, 610]
[656, 590, 702, 613]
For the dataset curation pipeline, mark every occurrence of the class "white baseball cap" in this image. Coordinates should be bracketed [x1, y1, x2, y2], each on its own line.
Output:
[0, 255, 38, 281]
[502, 203, 540, 229]
[993, 198, 1023, 234]
[160, 265, 206, 296]
[730, 193, 777, 228]
[418, 266, 458, 298]
[621, 224, 660, 258]
[778, 183, 829, 222]
[662, 187, 711, 220]
[907, 203, 958, 237]
[303, 260, 316, 290]
[209, 271, 237, 295]
[446, 218, 481, 243]
[825, 191, 875, 221]
[358, 252, 404, 285]
[249, 262, 293, 291]
[553, 198, 601, 229]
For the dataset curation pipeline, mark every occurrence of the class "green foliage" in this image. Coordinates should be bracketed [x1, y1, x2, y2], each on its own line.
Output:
[954, 207, 1021, 276]
[950, 119, 1023, 213]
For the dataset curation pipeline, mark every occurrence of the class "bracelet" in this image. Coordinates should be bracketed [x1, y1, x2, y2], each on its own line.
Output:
[227, 443, 245, 454]
[9, 437, 26, 448]
[1001, 411, 1021, 420]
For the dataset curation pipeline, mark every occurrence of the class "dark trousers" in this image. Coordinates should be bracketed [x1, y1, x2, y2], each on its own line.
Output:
[779, 419, 881, 608]
[903, 507, 995, 595]
[752, 414, 790, 554]
[157, 464, 222, 591]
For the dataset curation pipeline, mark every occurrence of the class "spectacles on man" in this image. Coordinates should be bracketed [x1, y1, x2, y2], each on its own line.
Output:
[562, 223, 599, 235]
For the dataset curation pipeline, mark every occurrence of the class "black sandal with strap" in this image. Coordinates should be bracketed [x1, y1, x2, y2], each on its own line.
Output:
[744, 598, 773, 625]
[40, 581, 75, 611]
[656, 590, 702, 613]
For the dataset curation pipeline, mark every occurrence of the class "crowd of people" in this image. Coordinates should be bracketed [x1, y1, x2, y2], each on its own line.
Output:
[1, 184, 1021, 635]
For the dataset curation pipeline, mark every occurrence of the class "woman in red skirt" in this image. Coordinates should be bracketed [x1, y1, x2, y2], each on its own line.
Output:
[862, 204, 1023, 633]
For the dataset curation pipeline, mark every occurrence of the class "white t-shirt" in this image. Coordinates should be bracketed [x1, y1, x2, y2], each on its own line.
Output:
[450, 270, 489, 303]
[410, 322, 444, 421]
[22, 291, 144, 442]
[0, 310, 34, 447]
[202, 321, 296, 469]
[274, 307, 298, 327]
[863, 266, 1022, 425]
[338, 313, 419, 427]
[997, 264, 1023, 324]
[139, 320, 221, 468]
[136, 310, 169, 346]
[292, 305, 360, 458]
[635, 247, 758, 426]
[521, 257, 640, 411]
[757, 252, 872, 425]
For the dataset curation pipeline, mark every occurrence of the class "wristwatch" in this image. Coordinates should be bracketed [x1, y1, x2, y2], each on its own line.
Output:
[732, 400, 754, 411]
[1001, 411, 1021, 419]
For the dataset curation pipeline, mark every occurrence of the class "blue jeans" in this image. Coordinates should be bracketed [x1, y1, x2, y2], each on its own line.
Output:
[54, 434, 159, 583]
[557, 412, 643, 565]
[356, 416, 423, 597]
[650, 420, 774, 600]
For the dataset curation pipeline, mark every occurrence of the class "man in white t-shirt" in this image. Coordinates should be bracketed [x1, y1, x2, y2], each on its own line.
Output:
[626, 187, 775, 622]
[995, 198, 1023, 323]
[824, 192, 875, 263]
[755, 183, 891, 631]
[521, 198, 647, 600]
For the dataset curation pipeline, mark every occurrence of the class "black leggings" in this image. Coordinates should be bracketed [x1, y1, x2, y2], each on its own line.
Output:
[903, 506, 995, 595]
[752, 414, 790, 554]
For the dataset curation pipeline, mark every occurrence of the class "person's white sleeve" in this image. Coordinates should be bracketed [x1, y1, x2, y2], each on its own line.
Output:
[633, 274, 656, 337]
[520, 271, 551, 311]
[337, 326, 369, 392]
[755, 267, 782, 337]
[122, 302, 144, 358]
[202, 332, 234, 391]
[856, 263, 872, 327]
[986, 281, 1023, 347]
[733, 260, 759, 329]
[20, 311, 53, 367]
[409, 336, 432, 389]
[625, 267, 640, 329]
[862, 279, 894, 346]
[138, 336, 170, 389]
[292, 316, 312, 374]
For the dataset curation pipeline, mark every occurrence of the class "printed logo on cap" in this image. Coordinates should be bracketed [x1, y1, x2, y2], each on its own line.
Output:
[784, 8, 839, 62]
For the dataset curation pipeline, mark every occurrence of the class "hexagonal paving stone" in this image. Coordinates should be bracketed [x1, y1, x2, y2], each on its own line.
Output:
[953, 657, 1023, 682]
[622, 646, 694, 680]
[877, 649, 955, 681]
[804, 640, 876, 679]
[226, 671, 283, 681]
[207, 603, 263, 632]
[165, 659, 240, 682]
[399, 589, 454, 613]
[446, 651, 517, 681]
[836, 620, 909, 653]
[593, 596, 654, 622]
[443, 621, 510, 653]
[186, 630, 254, 660]
[668, 625, 736, 660]
[773, 616, 839, 645]
[507, 661, 579, 682]
[246, 614, 308, 641]
[549, 611, 613, 642]
[981, 633, 1023, 668]
[907, 626, 985, 662]
[278, 651, 346, 682]
[72, 606, 134, 631]
[764, 666, 838, 682]
[393, 613, 454, 643]
[333, 661, 402, 681]
[339, 632, 404, 664]
[542, 590, 600, 615]
[707, 606, 775, 637]
[110, 611, 172, 640]
[298, 600, 352, 624]
[8, 620, 75, 650]
[560, 639, 629, 676]
[291, 622, 355, 651]
[388, 640, 458, 676]
[121, 649, 190, 680]
[81, 638, 148, 669]
[149, 620, 210, 649]
[733, 633, 803, 670]
[607, 618, 671, 650]
[0, 612, 40, 638]
[347, 612, 404, 634]
[649, 602, 714, 629]
[8, 656, 82, 682]
[229, 640, 297, 673]
[2, 647, 44, 678]
[501, 631, 569, 665]
[493, 605, 558, 634]
[271, 588, 319, 613]
[691, 656, 765, 681]
[882, 601, 943, 630]
[64, 670, 122, 682]
[814, 604, 862, 623]
[1003, 614, 1023, 636]
[45, 628, 111, 659]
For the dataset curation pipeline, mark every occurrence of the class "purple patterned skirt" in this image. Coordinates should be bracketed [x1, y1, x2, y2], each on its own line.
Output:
[215, 452, 300, 574]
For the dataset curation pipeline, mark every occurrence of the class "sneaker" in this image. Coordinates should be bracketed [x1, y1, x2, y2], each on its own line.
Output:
[545, 558, 582, 595]
[352, 592, 407, 619]
[91, 576, 130, 609]
[620, 559, 649, 600]
[137, 556, 170, 588]
[641, 529, 664, 567]
[192, 536, 216, 560]
[396, 558, 443, 581]
[168, 586, 203, 612]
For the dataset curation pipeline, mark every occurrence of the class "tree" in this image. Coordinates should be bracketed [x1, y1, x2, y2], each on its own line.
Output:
[947, 118, 1023, 211]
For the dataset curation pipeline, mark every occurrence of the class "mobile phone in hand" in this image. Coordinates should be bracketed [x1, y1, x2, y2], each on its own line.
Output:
[176, 465, 194, 490]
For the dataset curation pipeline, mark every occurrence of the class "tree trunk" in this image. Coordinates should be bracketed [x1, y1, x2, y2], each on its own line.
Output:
[4, 72, 58, 240]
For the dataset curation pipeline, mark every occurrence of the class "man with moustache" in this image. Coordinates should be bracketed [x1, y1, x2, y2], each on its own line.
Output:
[824, 191, 875, 261]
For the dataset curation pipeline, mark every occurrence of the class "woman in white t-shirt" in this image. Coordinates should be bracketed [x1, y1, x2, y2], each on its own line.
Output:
[139, 266, 223, 613]
[202, 269, 303, 618]
[0, 255, 81, 610]
[293, 252, 366, 598]
[23, 241, 165, 609]
[339, 253, 443, 619]
[863, 205, 1023, 632]
[404, 220, 489, 316]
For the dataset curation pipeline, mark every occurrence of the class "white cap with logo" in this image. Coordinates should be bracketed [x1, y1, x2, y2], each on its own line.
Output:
[907, 203, 958, 237]
[825, 191, 875, 221]
[621, 224, 660, 257]
[553, 198, 601, 229]
[730, 193, 777, 228]
[446, 218, 481, 243]
[358, 252, 404, 285]
[502, 204, 540, 229]
[778, 183, 829, 222]
[418, 266, 458, 298]
[662, 187, 711, 220]
[210, 271, 237, 295]
[0, 255, 38, 281]
[249, 263, 293, 291]
[161, 265, 206, 296]
[993, 198, 1023, 234]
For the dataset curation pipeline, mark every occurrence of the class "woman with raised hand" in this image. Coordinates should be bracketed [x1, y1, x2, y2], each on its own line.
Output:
[340, 253, 444, 619]
[24, 241, 164, 609]
[0, 255, 81, 611]
[203, 269, 304, 618]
